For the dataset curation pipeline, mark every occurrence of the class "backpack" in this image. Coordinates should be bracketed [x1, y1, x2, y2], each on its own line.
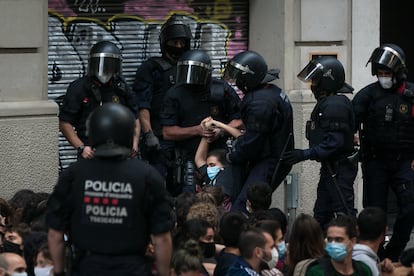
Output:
[293, 256, 366, 276]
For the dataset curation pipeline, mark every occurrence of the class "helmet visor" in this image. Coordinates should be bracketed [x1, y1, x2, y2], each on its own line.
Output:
[176, 60, 211, 85]
[367, 46, 405, 71]
[297, 60, 324, 83]
[223, 60, 255, 83]
[88, 54, 121, 84]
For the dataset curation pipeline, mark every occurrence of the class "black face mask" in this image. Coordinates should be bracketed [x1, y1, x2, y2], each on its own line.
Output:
[3, 240, 23, 256]
[199, 241, 216, 259]
[165, 45, 187, 61]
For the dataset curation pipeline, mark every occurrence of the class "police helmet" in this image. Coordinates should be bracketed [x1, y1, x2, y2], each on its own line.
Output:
[223, 50, 269, 92]
[367, 43, 407, 81]
[88, 41, 122, 84]
[87, 103, 135, 159]
[297, 56, 353, 94]
[159, 14, 192, 59]
[176, 49, 212, 86]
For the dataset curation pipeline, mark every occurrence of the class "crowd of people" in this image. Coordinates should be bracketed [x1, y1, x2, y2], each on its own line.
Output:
[1, 13, 414, 276]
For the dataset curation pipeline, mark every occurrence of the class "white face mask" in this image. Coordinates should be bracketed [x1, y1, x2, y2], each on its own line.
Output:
[261, 247, 279, 269]
[378, 76, 394, 89]
[34, 266, 53, 276]
[97, 74, 113, 84]
[12, 273, 28, 276]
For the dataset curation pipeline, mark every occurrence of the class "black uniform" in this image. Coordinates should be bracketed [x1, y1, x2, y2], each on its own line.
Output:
[230, 83, 294, 212]
[160, 78, 241, 193]
[305, 94, 358, 228]
[353, 81, 414, 260]
[133, 57, 176, 189]
[59, 76, 138, 145]
[46, 157, 173, 275]
[134, 57, 176, 142]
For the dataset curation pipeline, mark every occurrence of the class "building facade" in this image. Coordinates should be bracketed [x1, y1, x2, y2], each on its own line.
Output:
[1, 0, 381, 219]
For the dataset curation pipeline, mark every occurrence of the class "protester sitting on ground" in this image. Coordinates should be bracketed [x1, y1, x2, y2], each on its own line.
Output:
[305, 215, 372, 275]
[174, 192, 198, 231]
[33, 242, 54, 276]
[0, 252, 27, 275]
[245, 182, 273, 216]
[247, 207, 289, 272]
[214, 211, 248, 276]
[255, 219, 284, 275]
[286, 213, 325, 276]
[186, 201, 221, 235]
[226, 228, 275, 276]
[173, 218, 215, 275]
[171, 239, 206, 276]
[195, 136, 237, 211]
[352, 207, 394, 275]
[0, 198, 14, 237]
[3, 223, 31, 256]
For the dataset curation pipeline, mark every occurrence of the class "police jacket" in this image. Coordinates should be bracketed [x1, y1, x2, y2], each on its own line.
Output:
[59, 76, 138, 144]
[160, 78, 241, 156]
[133, 57, 176, 136]
[229, 84, 294, 164]
[46, 158, 173, 256]
[352, 81, 414, 160]
[304, 94, 355, 162]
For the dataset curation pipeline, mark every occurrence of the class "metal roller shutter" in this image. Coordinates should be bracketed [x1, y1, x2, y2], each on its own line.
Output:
[48, 0, 249, 171]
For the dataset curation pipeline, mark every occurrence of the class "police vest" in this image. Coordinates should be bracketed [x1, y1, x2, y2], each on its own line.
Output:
[361, 82, 414, 156]
[147, 57, 176, 136]
[306, 94, 355, 158]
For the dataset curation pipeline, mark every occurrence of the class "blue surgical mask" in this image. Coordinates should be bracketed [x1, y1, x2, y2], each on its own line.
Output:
[325, 242, 347, 261]
[277, 241, 286, 258]
[207, 166, 221, 180]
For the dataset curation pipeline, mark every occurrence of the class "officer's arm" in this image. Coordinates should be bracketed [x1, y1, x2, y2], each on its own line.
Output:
[163, 125, 203, 141]
[59, 120, 83, 149]
[307, 131, 345, 161]
[139, 109, 152, 133]
[152, 232, 173, 276]
[48, 228, 66, 275]
[132, 118, 140, 157]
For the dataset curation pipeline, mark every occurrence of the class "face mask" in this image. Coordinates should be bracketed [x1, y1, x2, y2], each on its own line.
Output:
[207, 166, 221, 180]
[97, 74, 113, 84]
[325, 242, 347, 261]
[378, 76, 393, 89]
[261, 247, 279, 269]
[12, 273, 28, 276]
[3, 240, 23, 256]
[277, 241, 286, 258]
[165, 45, 187, 61]
[199, 241, 216, 258]
[34, 266, 53, 276]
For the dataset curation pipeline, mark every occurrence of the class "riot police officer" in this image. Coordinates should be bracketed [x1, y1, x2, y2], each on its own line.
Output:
[59, 40, 140, 159]
[282, 56, 357, 229]
[133, 14, 192, 194]
[352, 44, 414, 261]
[160, 49, 242, 195]
[47, 103, 173, 276]
[222, 50, 294, 213]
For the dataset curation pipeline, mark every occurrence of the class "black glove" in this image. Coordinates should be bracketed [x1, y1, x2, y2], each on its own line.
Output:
[281, 149, 306, 165]
[144, 131, 160, 150]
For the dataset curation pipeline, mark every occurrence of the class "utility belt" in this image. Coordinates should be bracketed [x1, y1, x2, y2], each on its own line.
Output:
[71, 246, 144, 271]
